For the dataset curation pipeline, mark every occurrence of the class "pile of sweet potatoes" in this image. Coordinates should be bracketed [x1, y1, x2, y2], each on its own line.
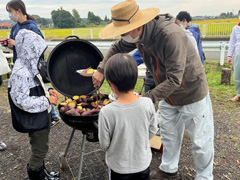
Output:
[59, 94, 112, 116]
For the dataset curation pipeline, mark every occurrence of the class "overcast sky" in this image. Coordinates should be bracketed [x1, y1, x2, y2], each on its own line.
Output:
[0, 0, 239, 20]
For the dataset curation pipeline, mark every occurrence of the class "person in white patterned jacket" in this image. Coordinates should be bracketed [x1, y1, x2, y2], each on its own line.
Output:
[8, 29, 60, 180]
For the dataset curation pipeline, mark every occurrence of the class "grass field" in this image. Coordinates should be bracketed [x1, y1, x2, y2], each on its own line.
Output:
[194, 18, 239, 37]
[193, 18, 239, 24]
[0, 18, 239, 39]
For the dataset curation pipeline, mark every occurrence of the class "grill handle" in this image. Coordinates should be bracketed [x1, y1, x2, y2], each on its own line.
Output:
[65, 35, 80, 40]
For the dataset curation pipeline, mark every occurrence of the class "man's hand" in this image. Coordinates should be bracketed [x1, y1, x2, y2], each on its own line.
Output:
[49, 89, 60, 100]
[227, 58, 232, 65]
[48, 96, 58, 105]
[92, 71, 104, 88]
[7, 39, 15, 49]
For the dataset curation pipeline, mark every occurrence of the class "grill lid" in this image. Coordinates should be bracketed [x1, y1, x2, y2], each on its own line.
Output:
[47, 36, 103, 97]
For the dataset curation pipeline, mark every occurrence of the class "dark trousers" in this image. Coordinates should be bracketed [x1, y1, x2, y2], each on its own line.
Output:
[110, 167, 150, 180]
[28, 115, 51, 170]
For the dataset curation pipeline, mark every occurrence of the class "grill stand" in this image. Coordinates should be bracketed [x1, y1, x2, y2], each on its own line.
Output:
[77, 134, 87, 180]
[60, 128, 104, 180]
[59, 128, 86, 180]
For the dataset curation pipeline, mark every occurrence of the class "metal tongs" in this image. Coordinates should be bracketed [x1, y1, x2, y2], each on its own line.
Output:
[95, 87, 101, 105]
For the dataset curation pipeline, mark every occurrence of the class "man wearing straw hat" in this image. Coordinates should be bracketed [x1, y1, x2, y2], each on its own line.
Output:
[93, 0, 214, 180]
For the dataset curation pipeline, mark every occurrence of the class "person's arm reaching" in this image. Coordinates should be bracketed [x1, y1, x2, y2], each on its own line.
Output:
[92, 39, 136, 88]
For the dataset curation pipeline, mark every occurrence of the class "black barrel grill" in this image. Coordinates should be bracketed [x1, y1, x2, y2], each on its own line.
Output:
[47, 36, 105, 180]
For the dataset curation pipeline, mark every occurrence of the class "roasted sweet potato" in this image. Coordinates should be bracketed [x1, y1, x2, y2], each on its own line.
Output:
[68, 100, 77, 108]
[76, 108, 84, 114]
[60, 106, 68, 113]
[72, 95, 79, 100]
[86, 97, 93, 103]
[91, 101, 97, 108]
[91, 94, 98, 101]
[65, 98, 72, 103]
[65, 109, 80, 116]
[81, 111, 93, 116]
[59, 102, 67, 106]
[78, 102, 88, 107]
[76, 97, 82, 103]
[82, 67, 91, 73]
[65, 109, 75, 115]
[90, 108, 101, 115]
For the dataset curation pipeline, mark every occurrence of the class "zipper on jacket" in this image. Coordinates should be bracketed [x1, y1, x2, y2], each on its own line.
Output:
[150, 50, 175, 106]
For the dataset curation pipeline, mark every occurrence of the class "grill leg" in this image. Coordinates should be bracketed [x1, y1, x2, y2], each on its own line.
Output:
[63, 128, 76, 157]
[77, 134, 87, 180]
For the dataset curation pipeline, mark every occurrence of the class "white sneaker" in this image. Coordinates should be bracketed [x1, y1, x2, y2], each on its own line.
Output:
[0, 141, 7, 151]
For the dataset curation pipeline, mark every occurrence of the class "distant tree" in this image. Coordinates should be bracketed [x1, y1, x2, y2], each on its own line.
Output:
[220, 13, 227, 17]
[219, 12, 235, 19]
[104, 15, 111, 23]
[32, 15, 51, 26]
[87, 11, 102, 25]
[72, 9, 82, 27]
[51, 7, 75, 28]
[32, 14, 41, 22]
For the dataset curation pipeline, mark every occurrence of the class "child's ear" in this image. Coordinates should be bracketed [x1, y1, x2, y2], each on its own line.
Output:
[108, 81, 116, 91]
[108, 80, 113, 86]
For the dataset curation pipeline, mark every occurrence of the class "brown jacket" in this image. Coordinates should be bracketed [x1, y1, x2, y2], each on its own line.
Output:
[98, 14, 208, 105]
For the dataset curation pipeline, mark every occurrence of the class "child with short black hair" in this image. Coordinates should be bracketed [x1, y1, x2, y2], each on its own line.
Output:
[98, 53, 158, 180]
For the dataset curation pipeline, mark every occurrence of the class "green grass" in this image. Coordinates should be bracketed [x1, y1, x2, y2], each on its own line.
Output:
[204, 60, 240, 116]
[99, 78, 144, 95]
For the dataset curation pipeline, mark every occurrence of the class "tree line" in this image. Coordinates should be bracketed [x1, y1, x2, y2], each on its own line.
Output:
[51, 7, 111, 28]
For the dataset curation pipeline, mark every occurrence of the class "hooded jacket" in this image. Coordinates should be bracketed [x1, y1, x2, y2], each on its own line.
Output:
[10, 20, 43, 63]
[8, 29, 49, 133]
[98, 14, 208, 105]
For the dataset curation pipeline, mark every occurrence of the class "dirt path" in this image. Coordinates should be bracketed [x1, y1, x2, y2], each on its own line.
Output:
[1, 81, 240, 180]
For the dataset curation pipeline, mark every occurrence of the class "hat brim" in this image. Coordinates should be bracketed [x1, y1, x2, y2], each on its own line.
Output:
[99, 8, 160, 39]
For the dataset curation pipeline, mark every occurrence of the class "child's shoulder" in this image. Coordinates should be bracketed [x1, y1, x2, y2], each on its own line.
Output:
[139, 96, 153, 103]
[101, 101, 116, 111]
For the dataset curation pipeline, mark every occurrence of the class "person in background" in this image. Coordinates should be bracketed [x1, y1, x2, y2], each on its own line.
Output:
[8, 29, 60, 180]
[227, 9, 240, 102]
[176, 11, 205, 64]
[93, 1, 214, 179]
[98, 53, 158, 180]
[1, 0, 60, 126]
[4, 0, 42, 63]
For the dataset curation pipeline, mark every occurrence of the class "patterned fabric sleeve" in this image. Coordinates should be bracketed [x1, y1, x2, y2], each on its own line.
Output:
[9, 73, 49, 113]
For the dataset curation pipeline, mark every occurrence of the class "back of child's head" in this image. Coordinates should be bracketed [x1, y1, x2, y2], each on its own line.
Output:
[104, 53, 138, 93]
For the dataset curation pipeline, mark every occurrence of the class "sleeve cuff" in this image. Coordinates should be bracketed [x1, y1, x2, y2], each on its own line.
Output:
[48, 87, 53, 91]
[97, 67, 104, 74]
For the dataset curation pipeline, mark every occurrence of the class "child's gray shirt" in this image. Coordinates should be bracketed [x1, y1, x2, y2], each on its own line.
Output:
[98, 97, 158, 174]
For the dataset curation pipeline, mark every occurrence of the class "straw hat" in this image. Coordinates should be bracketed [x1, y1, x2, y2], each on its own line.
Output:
[99, 0, 160, 39]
